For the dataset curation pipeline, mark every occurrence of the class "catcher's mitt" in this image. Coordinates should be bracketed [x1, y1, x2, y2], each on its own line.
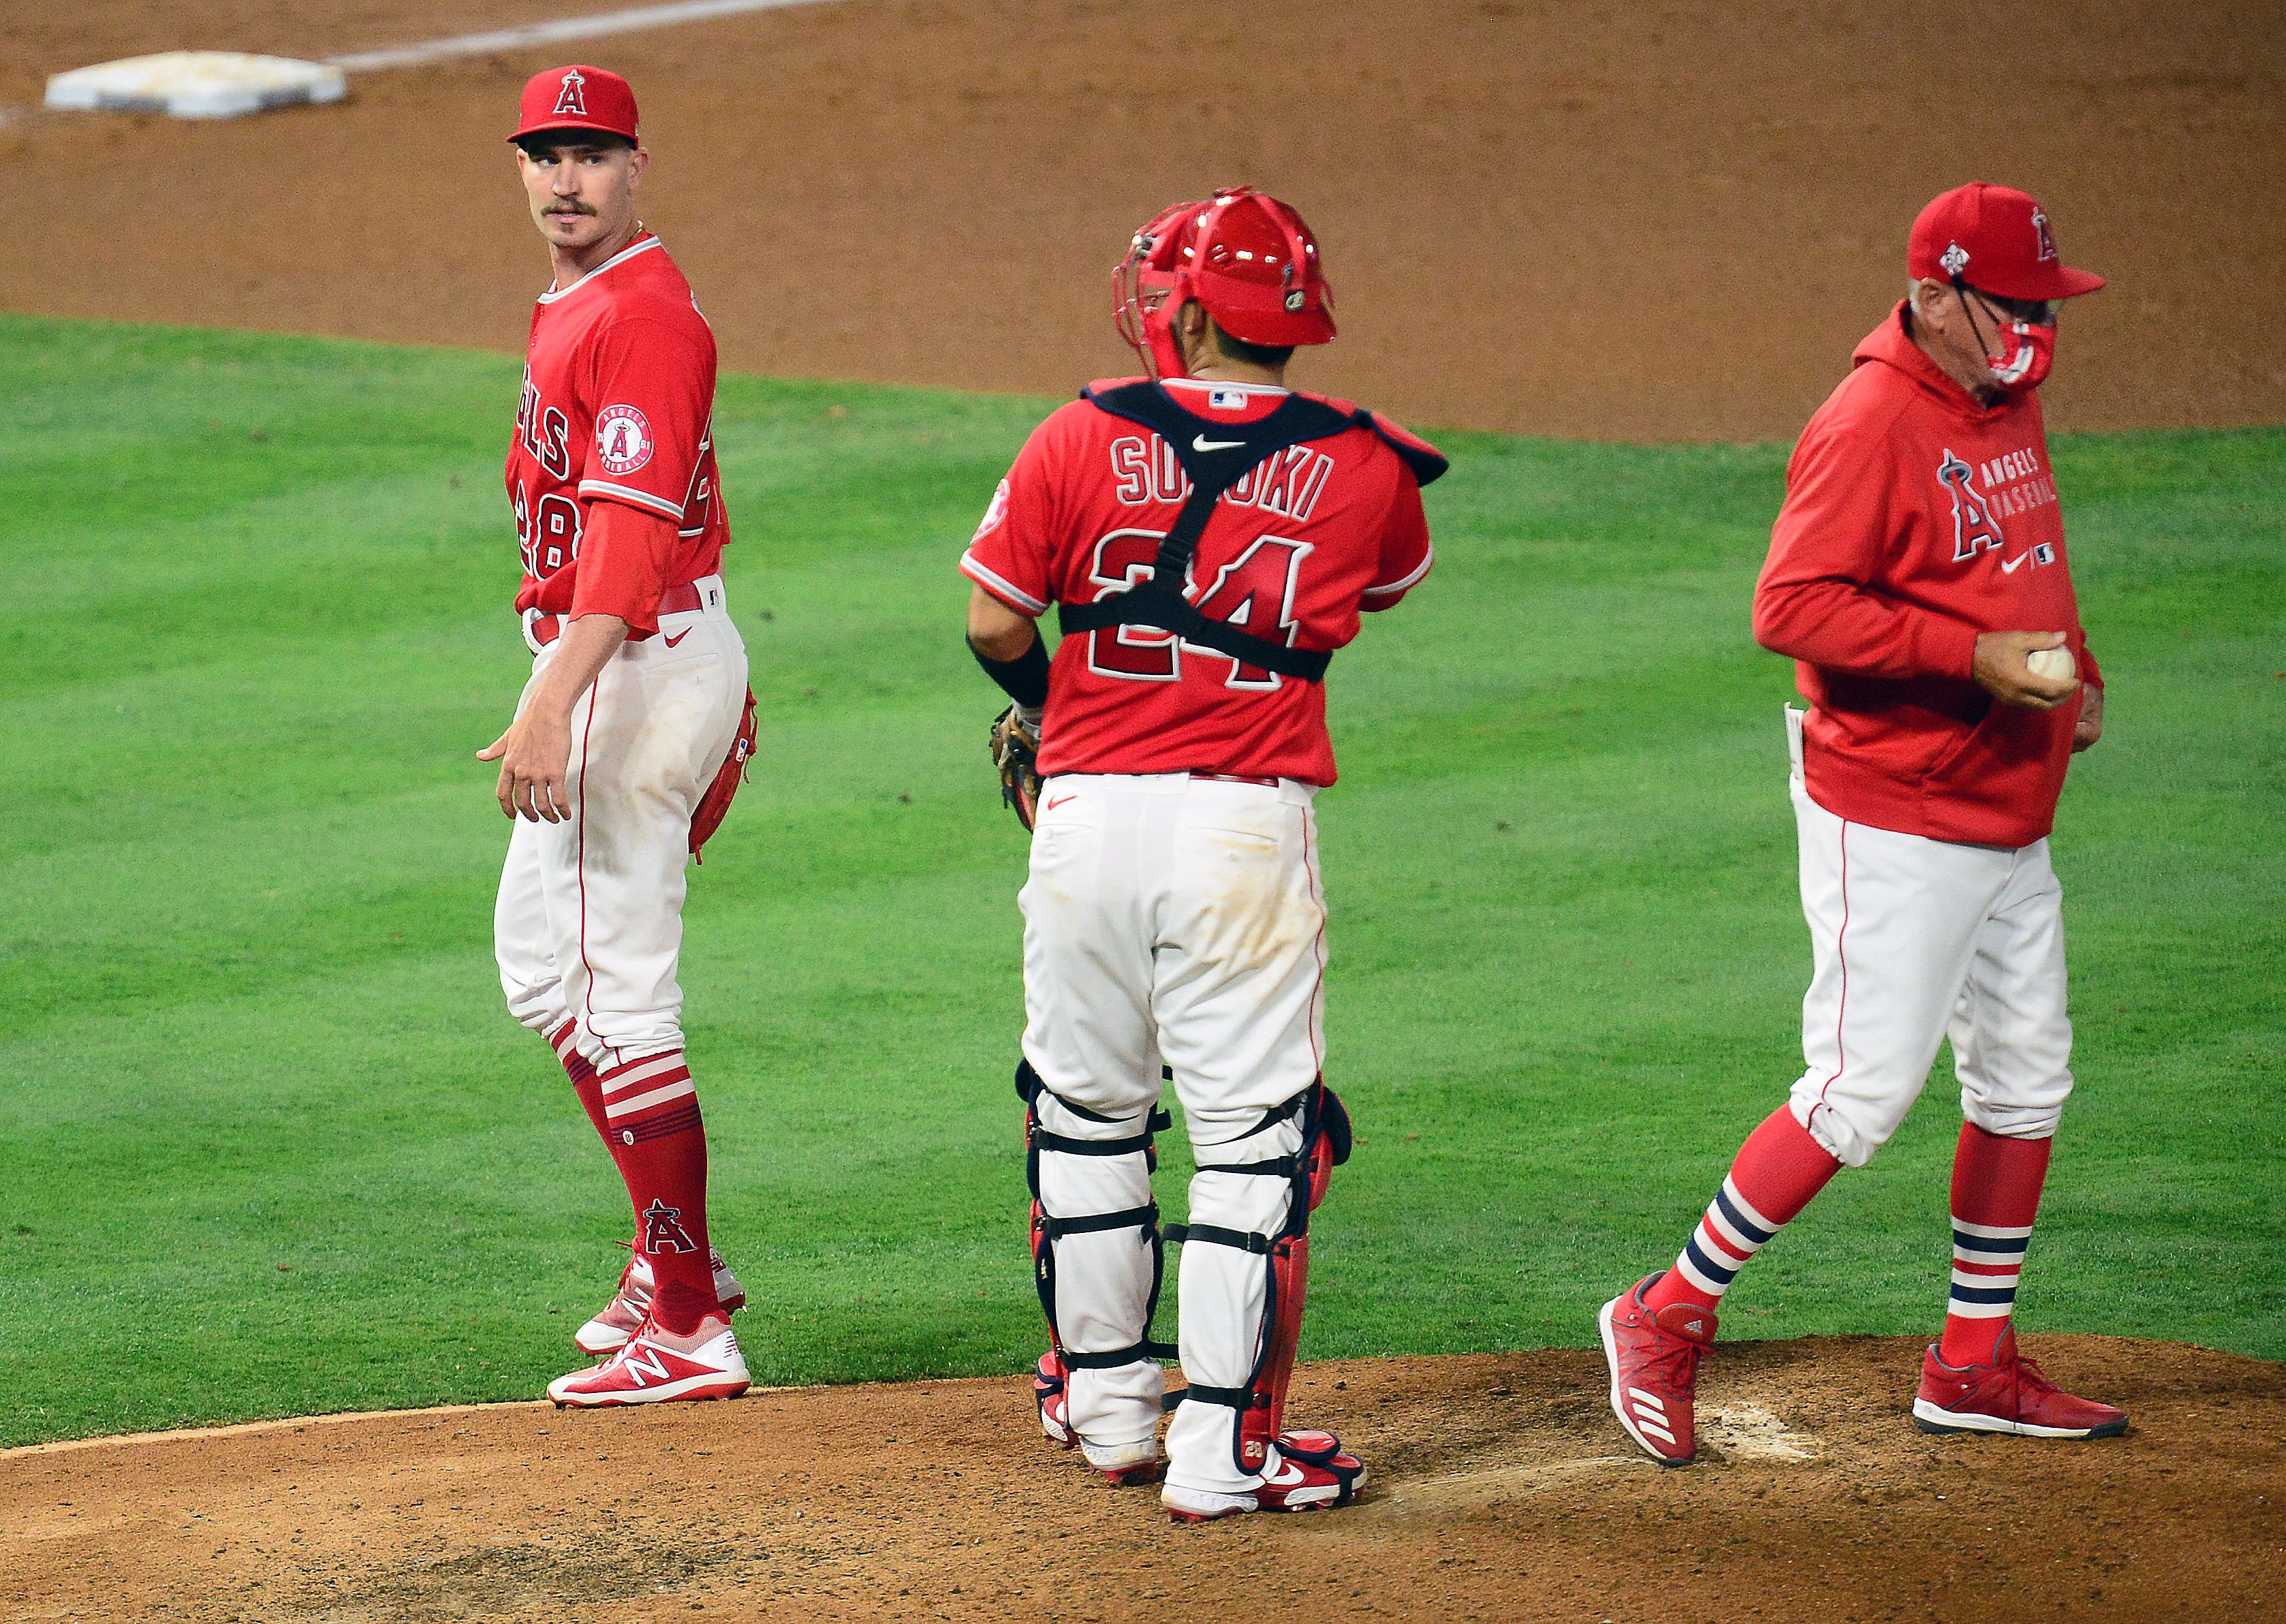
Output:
[990, 704, 1043, 830]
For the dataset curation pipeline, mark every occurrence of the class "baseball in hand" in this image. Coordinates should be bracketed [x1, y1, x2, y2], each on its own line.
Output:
[2026, 646, 2076, 683]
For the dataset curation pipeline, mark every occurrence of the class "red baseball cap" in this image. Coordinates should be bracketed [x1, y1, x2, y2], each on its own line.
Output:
[1908, 183, 2103, 300]
[509, 65, 639, 145]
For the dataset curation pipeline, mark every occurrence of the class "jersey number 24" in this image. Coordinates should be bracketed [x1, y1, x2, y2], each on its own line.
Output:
[1084, 529, 1313, 691]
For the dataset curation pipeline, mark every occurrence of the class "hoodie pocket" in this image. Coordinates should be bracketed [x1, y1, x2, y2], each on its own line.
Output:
[1917, 702, 2068, 836]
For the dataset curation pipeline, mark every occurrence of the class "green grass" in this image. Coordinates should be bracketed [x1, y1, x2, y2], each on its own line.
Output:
[1, 313, 2279, 1446]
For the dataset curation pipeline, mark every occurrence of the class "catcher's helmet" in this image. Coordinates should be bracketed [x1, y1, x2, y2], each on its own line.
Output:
[1112, 187, 1336, 381]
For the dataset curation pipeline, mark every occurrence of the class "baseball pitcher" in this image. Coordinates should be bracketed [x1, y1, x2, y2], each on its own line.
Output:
[483, 65, 756, 1407]
[1599, 183, 2127, 1461]
[962, 189, 1446, 1520]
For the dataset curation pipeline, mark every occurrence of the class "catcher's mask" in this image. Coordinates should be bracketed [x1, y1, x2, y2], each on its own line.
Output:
[1111, 187, 1336, 381]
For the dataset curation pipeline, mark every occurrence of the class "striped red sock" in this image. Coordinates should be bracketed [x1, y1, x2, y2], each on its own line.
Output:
[548, 1020, 613, 1144]
[1940, 1123, 2051, 1367]
[1646, 1106, 1841, 1317]
[597, 1050, 717, 1336]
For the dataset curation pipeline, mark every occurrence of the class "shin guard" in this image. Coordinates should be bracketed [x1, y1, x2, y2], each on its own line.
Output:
[1017, 1060, 1173, 1445]
[1170, 1078, 1352, 1478]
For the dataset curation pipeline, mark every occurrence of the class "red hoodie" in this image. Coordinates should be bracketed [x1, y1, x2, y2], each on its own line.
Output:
[1754, 303, 2101, 848]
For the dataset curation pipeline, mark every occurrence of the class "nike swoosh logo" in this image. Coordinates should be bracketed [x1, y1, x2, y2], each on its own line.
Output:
[1192, 435, 1247, 452]
[1044, 795, 1075, 812]
[664, 629, 691, 646]
[1266, 1462, 1307, 1487]
[1999, 553, 2030, 574]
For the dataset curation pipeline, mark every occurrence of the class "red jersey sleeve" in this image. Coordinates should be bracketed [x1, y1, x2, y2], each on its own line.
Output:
[958, 411, 1069, 617]
[1753, 410, 1980, 681]
[569, 502, 678, 632]
[569, 315, 716, 627]
[1360, 463, 1432, 612]
[578, 315, 715, 522]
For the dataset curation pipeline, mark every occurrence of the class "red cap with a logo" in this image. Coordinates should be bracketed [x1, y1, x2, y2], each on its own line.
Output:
[509, 65, 639, 145]
[1908, 183, 2103, 301]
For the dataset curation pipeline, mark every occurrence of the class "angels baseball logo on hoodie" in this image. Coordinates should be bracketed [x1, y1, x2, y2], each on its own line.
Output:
[1938, 450, 2003, 562]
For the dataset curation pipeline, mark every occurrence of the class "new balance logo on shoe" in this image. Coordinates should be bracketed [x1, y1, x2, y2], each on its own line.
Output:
[623, 1345, 672, 1385]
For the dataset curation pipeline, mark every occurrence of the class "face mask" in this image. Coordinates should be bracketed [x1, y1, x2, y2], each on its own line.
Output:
[1985, 320, 2055, 392]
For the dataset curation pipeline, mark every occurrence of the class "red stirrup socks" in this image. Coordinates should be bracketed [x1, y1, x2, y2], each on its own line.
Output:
[1647, 1106, 1842, 1317]
[549, 1020, 613, 1143]
[595, 1049, 717, 1336]
[1940, 1122, 2052, 1367]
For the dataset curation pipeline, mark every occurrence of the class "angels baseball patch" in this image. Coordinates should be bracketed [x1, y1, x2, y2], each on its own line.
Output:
[595, 403, 654, 476]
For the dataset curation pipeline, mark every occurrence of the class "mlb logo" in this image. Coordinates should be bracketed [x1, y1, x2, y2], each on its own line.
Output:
[2034, 543, 2056, 565]
[1209, 388, 1249, 410]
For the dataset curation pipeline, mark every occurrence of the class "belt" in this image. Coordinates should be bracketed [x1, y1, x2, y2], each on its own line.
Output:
[1189, 772, 1280, 787]
[523, 580, 706, 649]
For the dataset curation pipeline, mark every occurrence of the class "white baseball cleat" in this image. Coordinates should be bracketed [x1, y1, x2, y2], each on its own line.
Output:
[1037, 1352, 1164, 1483]
[1162, 1431, 1365, 1522]
[1081, 1435, 1167, 1487]
[549, 1312, 751, 1407]
[576, 1247, 746, 1356]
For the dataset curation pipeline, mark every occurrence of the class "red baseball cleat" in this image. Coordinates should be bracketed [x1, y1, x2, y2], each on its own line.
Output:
[549, 1313, 751, 1407]
[1034, 1352, 1076, 1448]
[1599, 1272, 1716, 1465]
[576, 1247, 746, 1356]
[1913, 1331, 2128, 1439]
[1162, 1431, 1366, 1522]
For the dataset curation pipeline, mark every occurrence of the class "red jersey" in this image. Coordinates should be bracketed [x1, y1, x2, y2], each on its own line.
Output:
[1755, 304, 2101, 848]
[505, 232, 728, 634]
[961, 377, 1437, 785]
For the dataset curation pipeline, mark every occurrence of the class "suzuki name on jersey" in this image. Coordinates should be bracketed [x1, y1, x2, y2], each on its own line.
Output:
[1109, 435, 1336, 525]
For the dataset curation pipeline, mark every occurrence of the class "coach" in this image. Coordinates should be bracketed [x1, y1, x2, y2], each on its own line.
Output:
[1599, 183, 2127, 1461]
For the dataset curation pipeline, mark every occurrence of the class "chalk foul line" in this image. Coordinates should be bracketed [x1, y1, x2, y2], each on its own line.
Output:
[327, 0, 843, 73]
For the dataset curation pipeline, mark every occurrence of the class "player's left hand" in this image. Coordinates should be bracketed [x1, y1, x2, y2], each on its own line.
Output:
[480, 709, 575, 821]
[2072, 683, 2105, 753]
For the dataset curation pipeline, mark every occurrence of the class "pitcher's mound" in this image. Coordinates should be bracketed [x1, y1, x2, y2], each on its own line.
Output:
[7, 1334, 2279, 1621]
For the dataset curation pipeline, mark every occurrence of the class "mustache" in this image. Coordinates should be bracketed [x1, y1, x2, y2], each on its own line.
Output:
[545, 201, 597, 216]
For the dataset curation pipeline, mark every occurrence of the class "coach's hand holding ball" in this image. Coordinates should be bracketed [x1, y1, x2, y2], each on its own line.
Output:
[2024, 645, 2076, 683]
[1973, 628, 2080, 710]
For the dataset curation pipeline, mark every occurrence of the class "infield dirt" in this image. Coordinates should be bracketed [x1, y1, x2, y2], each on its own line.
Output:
[10, 1335, 2285, 1623]
[1, 0, 2281, 440]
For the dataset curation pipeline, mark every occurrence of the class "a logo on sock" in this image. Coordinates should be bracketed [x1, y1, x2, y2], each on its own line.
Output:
[641, 1198, 698, 1255]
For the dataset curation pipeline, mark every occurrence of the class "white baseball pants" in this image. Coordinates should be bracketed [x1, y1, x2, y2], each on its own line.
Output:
[1020, 772, 1327, 1498]
[1783, 709, 2075, 1168]
[495, 576, 748, 1070]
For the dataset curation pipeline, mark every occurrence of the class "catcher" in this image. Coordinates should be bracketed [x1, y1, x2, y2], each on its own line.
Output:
[962, 188, 1445, 1520]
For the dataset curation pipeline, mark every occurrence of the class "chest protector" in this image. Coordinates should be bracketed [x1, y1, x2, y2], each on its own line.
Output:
[1056, 381, 1448, 683]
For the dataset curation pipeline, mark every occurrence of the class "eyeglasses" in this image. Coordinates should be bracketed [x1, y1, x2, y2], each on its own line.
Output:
[1967, 287, 2063, 328]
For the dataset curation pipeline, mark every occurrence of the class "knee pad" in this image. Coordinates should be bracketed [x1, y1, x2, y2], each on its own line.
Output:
[1017, 1059, 1175, 1375]
[1168, 1078, 1351, 1476]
